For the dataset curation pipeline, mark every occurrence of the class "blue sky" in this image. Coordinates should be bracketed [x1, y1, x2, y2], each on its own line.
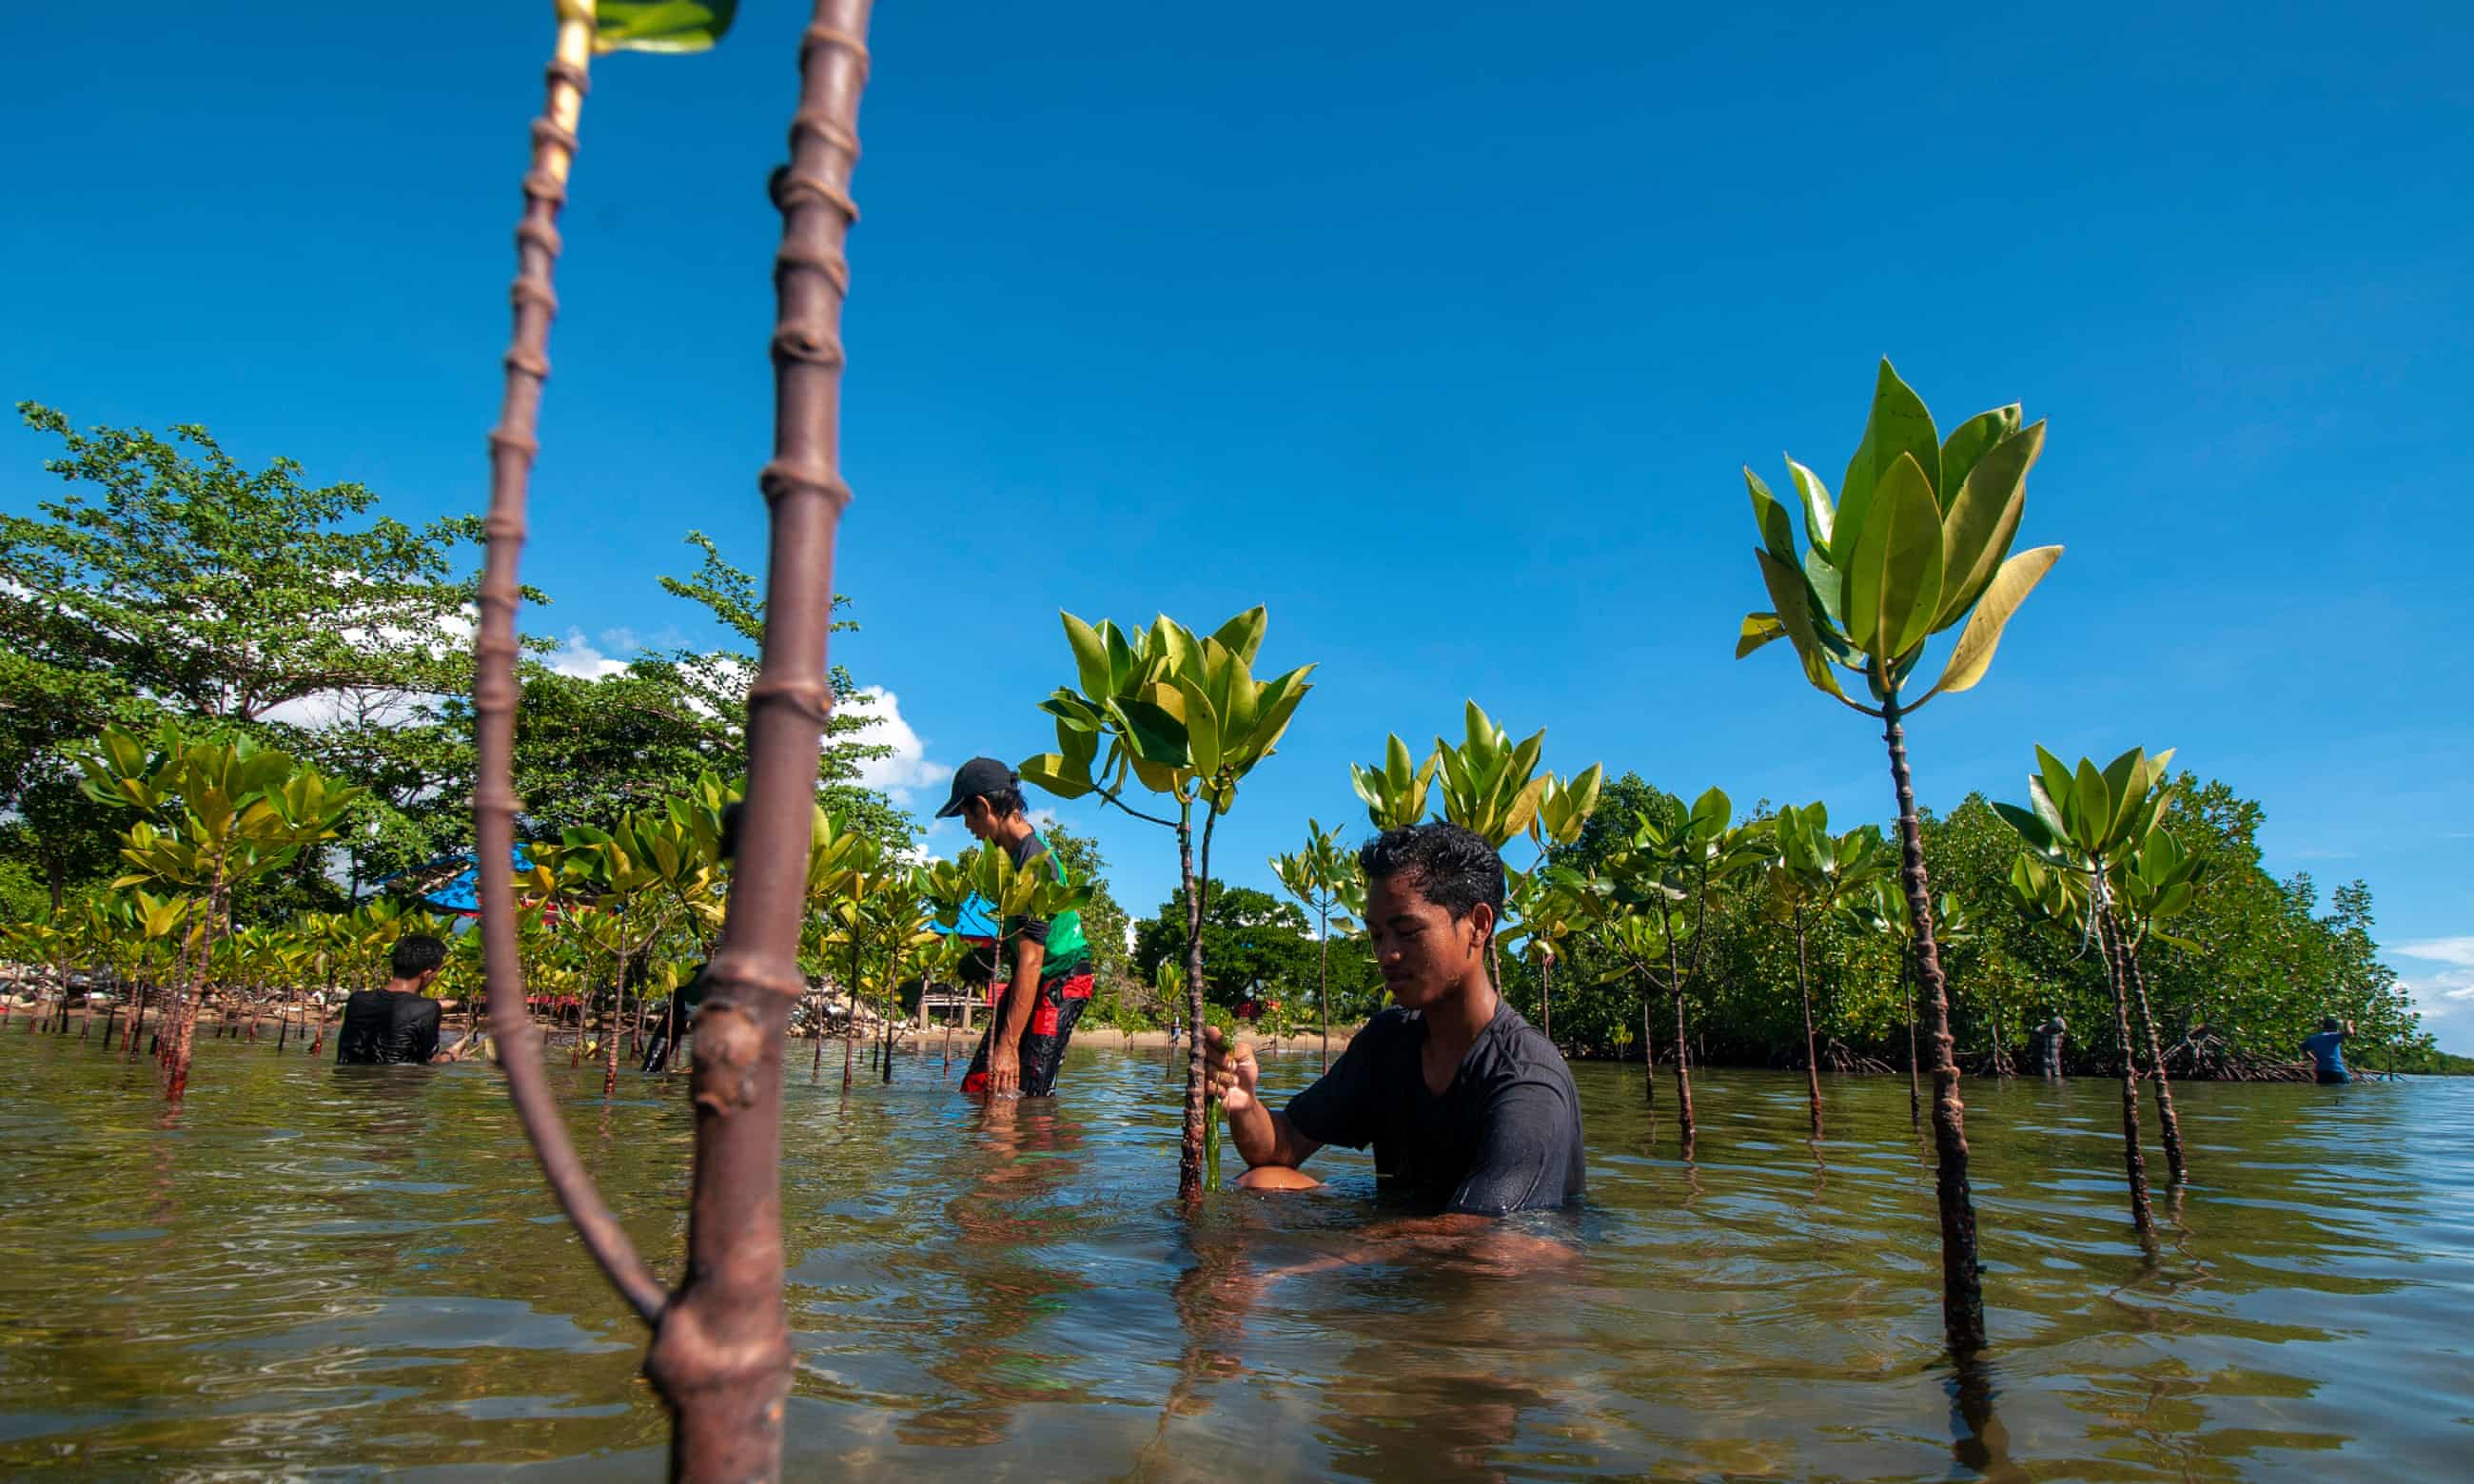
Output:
[5, 3, 2469, 1047]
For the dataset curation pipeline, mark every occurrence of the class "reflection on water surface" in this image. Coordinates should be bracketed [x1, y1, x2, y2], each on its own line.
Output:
[1, 1034, 2466, 1479]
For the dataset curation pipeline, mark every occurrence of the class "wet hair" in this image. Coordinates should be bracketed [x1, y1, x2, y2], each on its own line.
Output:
[391, 933, 448, 979]
[2321, 1015, 2342, 1032]
[1359, 822, 1504, 923]
[970, 784, 1029, 820]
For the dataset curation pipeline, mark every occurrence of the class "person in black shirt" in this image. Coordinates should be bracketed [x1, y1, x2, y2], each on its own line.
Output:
[336, 933, 464, 1065]
[1204, 822, 1585, 1217]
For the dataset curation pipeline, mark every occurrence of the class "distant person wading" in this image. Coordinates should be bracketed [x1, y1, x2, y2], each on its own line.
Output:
[938, 759, 1093, 1099]
[336, 934, 465, 1065]
[2302, 1016, 2356, 1085]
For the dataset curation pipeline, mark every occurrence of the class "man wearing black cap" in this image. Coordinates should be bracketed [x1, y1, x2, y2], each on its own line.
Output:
[934, 757, 1093, 1098]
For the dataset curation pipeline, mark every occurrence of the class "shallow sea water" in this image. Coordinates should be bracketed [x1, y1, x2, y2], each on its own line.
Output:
[0, 1027, 2467, 1480]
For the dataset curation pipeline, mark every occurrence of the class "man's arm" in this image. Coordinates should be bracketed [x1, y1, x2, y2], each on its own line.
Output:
[414, 1006, 446, 1064]
[1262, 1213, 1580, 1284]
[1205, 1027, 1322, 1169]
[982, 937, 1045, 1096]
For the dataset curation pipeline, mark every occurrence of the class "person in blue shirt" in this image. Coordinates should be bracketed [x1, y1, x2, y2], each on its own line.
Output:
[2300, 1016, 2355, 1084]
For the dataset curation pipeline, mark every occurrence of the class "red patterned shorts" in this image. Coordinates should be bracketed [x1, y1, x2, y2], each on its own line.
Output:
[961, 967, 1093, 1097]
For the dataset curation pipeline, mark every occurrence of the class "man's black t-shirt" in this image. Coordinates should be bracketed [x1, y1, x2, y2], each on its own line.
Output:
[1284, 1001, 1585, 1216]
[336, 989, 442, 1065]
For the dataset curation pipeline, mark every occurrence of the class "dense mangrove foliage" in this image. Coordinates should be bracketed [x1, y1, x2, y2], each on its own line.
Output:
[1484, 771, 2442, 1075]
[0, 403, 2444, 1088]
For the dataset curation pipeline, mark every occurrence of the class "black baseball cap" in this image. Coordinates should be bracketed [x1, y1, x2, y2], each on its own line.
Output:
[933, 756, 1019, 819]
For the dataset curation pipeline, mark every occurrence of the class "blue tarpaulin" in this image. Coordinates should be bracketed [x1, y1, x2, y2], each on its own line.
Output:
[933, 896, 998, 940]
[368, 846, 534, 915]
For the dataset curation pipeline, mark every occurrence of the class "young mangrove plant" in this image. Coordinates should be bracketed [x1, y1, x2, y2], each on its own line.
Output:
[1999, 745, 2193, 1220]
[1020, 607, 1313, 1201]
[468, 2, 876, 1475]
[1733, 357, 2062, 1355]
[1851, 878, 1973, 1123]
[1579, 790, 1766, 1140]
[77, 722, 360, 1099]
[1270, 818, 1359, 1070]
[1764, 803, 1894, 1139]
[1499, 766, 1602, 1043]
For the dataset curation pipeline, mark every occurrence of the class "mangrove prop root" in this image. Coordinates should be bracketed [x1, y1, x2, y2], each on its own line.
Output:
[1883, 701, 1987, 1357]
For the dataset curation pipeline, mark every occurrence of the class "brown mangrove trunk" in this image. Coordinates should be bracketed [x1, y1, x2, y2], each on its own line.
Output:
[469, 0, 673, 1460]
[1672, 986, 1693, 1143]
[1903, 951, 1920, 1126]
[2115, 912, 2187, 1184]
[1881, 699, 1987, 1355]
[841, 936, 859, 1092]
[1177, 807, 1214, 1201]
[602, 952, 627, 1100]
[640, 10, 877, 1476]
[1640, 985, 1655, 1106]
[163, 882, 226, 1102]
[1796, 909, 1823, 1140]
[1540, 952, 1552, 1043]
[1317, 905, 1330, 1073]
[1663, 928, 1694, 1143]
[2097, 905, 2156, 1237]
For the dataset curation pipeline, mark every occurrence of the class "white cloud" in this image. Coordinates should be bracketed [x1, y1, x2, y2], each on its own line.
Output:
[2393, 937, 2474, 968]
[845, 686, 952, 808]
[546, 628, 630, 679]
[598, 626, 640, 654]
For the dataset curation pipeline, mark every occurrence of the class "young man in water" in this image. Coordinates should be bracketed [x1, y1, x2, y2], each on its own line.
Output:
[936, 757, 1093, 1099]
[336, 934, 463, 1065]
[2032, 1013, 2068, 1078]
[1203, 821, 1584, 1216]
[2302, 1016, 2355, 1084]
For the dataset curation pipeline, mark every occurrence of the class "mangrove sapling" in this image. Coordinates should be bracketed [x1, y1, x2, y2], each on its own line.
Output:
[1854, 879, 1972, 1127]
[468, 1, 882, 1474]
[1020, 606, 1314, 1201]
[1270, 818, 1359, 1071]
[1999, 745, 2187, 1225]
[1764, 805, 1894, 1140]
[2110, 828, 2208, 1183]
[1593, 791, 1767, 1141]
[78, 727, 358, 1098]
[1734, 359, 2065, 1354]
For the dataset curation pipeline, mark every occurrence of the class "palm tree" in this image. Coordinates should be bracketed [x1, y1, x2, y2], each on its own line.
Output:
[1732, 359, 2064, 1356]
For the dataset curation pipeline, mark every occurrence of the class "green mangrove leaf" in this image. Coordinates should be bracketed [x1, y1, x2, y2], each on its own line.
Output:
[1747, 468, 1798, 565]
[1061, 613, 1111, 701]
[1785, 458, 1835, 553]
[1752, 548, 1851, 702]
[593, 0, 738, 53]
[1933, 420, 2046, 632]
[1916, 544, 2061, 701]
[1934, 406, 2019, 517]
[1845, 452, 1943, 667]
[1736, 613, 1787, 658]
[1836, 359, 1940, 561]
